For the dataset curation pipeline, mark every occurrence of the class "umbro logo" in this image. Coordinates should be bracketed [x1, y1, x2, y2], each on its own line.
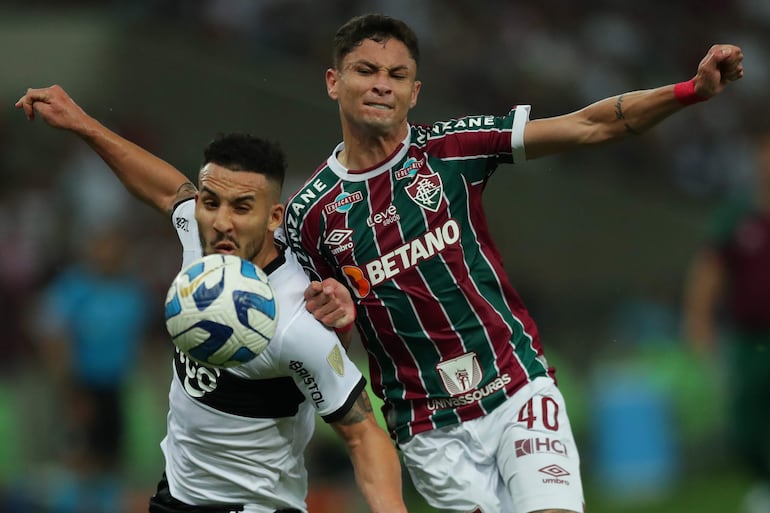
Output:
[324, 229, 353, 246]
[539, 464, 569, 477]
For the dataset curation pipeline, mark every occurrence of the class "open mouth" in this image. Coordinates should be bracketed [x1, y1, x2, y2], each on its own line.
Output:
[214, 242, 237, 254]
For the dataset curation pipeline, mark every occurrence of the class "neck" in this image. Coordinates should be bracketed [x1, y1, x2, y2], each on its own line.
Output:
[252, 236, 280, 270]
[339, 122, 409, 170]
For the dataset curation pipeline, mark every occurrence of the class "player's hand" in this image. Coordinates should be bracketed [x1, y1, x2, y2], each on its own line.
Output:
[692, 44, 744, 99]
[15, 84, 90, 131]
[304, 278, 356, 330]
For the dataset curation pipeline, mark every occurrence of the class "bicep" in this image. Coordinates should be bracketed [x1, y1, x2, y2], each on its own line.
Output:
[522, 110, 605, 159]
[280, 308, 366, 417]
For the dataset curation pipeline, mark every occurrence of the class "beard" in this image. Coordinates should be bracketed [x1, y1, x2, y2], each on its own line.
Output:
[199, 232, 257, 262]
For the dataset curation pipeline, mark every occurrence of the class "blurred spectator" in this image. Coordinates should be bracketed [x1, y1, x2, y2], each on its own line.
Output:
[31, 226, 151, 513]
[682, 131, 770, 513]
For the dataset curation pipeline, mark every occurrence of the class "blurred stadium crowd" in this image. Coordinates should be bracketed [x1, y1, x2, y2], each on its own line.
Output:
[0, 0, 768, 511]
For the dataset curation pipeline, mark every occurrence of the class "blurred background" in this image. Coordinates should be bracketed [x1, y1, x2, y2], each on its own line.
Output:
[1, 0, 768, 512]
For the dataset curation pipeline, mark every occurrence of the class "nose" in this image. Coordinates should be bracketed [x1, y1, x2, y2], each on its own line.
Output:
[212, 207, 233, 233]
[372, 70, 392, 95]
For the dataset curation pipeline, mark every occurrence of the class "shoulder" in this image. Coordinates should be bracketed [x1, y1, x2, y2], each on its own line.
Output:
[421, 112, 516, 137]
[268, 246, 345, 352]
[285, 164, 339, 212]
[267, 243, 313, 327]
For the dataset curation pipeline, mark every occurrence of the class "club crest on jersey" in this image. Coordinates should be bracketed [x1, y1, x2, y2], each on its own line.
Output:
[324, 191, 364, 214]
[436, 352, 482, 395]
[406, 171, 443, 212]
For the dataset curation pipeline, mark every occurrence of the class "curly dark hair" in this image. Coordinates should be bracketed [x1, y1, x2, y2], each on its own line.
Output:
[332, 13, 420, 69]
[203, 133, 286, 189]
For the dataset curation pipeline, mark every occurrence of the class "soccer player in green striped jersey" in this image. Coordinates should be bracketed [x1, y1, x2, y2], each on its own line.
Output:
[285, 13, 743, 513]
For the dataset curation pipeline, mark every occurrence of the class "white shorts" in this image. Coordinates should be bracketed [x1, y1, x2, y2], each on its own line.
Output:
[399, 377, 584, 513]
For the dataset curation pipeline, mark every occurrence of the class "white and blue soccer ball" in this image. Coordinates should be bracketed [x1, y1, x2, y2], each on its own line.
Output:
[164, 254, 277, 368]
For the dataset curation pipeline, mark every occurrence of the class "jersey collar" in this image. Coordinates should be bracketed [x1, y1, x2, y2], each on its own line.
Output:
[326, 129, 411, 182]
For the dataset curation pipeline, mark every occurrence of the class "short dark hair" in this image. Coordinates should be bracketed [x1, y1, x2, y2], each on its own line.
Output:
[203, 133, 286, 189]
[332, 13, 420, 69]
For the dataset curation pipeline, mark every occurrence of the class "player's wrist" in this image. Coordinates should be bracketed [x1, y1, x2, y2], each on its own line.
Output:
[334, 310, 357, 334]
[674, 79, 708, 106]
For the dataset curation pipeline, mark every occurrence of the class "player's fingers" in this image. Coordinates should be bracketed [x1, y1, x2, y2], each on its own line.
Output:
[314, 295, 351, 324]
[312, 302, 343, 326]
[17, 87, 56, 119]
[23, 99, 35, 120]
[321, 308, 349, 328]
[713, 45, 742, 68]
[320, 277, 341, 296]
[725, 68, 744, 82]
[303, 281, 324, 301]
[321, 307, 342, 325]
[15, 95, 34, 120]
[719, 55, 744, 82]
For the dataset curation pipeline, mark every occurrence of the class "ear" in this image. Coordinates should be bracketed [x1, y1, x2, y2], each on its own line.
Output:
[268, 202, 285, 233]
[326, 68, 339, 100]
[410, 80, 421, 109]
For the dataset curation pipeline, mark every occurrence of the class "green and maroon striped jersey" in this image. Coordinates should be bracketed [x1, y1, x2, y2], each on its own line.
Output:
[285, 106, 552, 443]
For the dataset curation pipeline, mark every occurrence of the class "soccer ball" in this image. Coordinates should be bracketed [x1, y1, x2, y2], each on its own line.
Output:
[164, 254, 277, 368]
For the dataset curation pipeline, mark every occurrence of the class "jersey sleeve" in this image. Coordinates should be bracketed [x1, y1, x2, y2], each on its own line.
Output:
[277, 307, 366, 422]
[510, 105, 531, 163]
[170, 198, 203, 269]
[422, 105, 531, 184]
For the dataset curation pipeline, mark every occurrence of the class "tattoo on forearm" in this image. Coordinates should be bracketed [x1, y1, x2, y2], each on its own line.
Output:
[338, 392, 373, 426]
[176, 181, 197, 200]
[614, 94, 640, 135]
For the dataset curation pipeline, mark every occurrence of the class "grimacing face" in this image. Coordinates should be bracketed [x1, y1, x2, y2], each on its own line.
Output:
[195, 163, 283, 268]
[327, 37, 421, 137]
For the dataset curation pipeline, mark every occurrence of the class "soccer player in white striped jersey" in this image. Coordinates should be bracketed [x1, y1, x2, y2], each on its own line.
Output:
[285, 13, 744, 513]
[16, 85, 407, 513]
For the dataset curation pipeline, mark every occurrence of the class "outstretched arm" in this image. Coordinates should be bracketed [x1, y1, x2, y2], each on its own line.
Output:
[523, 44, 744, 159]
[15, 84, 193, 215]
[331, 390, 407, 513]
